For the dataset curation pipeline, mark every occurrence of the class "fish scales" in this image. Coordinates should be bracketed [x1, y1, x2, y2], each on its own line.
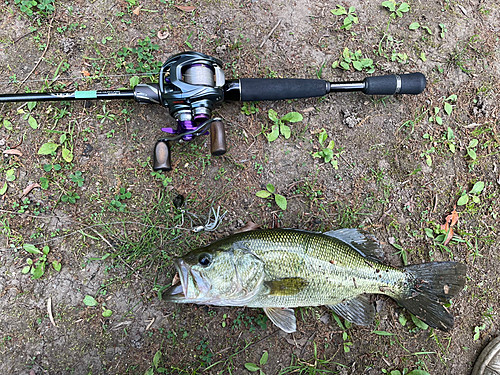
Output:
[231, 229, 405, 308]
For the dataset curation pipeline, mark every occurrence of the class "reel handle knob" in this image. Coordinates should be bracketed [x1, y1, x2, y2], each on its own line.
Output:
[210, 120, 227, 156]
[153, 140, 172, 171]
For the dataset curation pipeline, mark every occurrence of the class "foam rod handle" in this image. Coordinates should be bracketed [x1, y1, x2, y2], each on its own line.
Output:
[153, 141, 172, 171]
[240, 78, 328, 101]
[363, 73, 426, 95]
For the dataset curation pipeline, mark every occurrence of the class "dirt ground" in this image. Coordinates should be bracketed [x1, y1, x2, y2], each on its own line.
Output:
[0, 0, 499, 374]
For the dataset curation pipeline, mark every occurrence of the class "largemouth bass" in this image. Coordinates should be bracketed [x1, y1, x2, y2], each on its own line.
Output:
[164, 228, 466, 333]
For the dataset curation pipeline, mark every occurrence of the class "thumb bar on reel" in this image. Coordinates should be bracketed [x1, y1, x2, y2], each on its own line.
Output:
[0, 51, 426, 171]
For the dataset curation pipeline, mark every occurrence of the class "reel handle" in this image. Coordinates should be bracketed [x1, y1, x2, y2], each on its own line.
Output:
[153, 140, 172, 171]
[210, 120, 227, 156]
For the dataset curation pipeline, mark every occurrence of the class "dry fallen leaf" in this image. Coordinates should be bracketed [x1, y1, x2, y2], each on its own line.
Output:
[157, 30, 170, 40]
[174, 5, 196, 12]
[3, 149, 23, 156]
[132, 5, 142, 15]
[445, 208, 459, 227]
[82, 70, 91, 77]
[234, 221, 260, 234]
[172, 272, 180, 286]
[441, 207, 459, 245]
[22, 183, 41, 197]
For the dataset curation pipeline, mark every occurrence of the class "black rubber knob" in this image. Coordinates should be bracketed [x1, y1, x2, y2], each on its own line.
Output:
[153, 141, 172, 171]
[363, 73, 426, 95]
[210, 120, 227, 156]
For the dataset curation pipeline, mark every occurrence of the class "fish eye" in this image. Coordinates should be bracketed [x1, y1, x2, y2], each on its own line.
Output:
[198, 253, 212, 266]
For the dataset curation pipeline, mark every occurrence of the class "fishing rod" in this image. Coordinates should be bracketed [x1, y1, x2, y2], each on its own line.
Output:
[0, 51, 426, 171]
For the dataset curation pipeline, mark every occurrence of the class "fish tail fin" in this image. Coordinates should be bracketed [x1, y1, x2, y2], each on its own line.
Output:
[398, 262, 467, 331]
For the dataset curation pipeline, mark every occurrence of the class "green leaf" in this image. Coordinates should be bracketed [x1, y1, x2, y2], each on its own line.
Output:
[0, 181, 7, 195]
[407, 371, 431, 375]
[410, 314, 429, 330]
[409, 22, 420, 30]
[372, 330, 395, 336]
[470, 181, 485, 195]
[280, 124, 291, 139]
[153, 350, 162, 368]
[22, 265, 31, 274]
[244, 363, 260, 372]
[399, 314, 407, 326]
[435, 116, 443, 125]
[102, 309, 113, 317]
[340, 61, 350, 70]
[457, 194, 469, 206]
[28, 101, 37, 111]
[59, 133, 67, 144]
[469, 139, 479, 148]
[331, 61, 339, 69]
[468, 149, 477, 160]
[32, 263, 45, 279]
[130, 76, 140, 88]
[24, 244, 42, 254]
[322, 148, 334, 163]
[266, 183, 275, 193]
[268, 109, 278, 123]
[444, 102, 453, 116]
[6, 169, 16, 182]
[42, 245, 50, 255]
[83, 295, 99, 307]
[38, 142, 60, 155]
[266, 124, 280, 142]
[3, 119, 13, 130]
[420, 52, 427, 61]
[274, 194, 287, 210]
[352, 60, 363, 71]
[260, 351, 268, 365]
[52, 261, 61, 272]
[144, 368, 154, 375]
[331, 5, 347, 16]
[62, 147, 74, 163]
[280, 112, 303, 123]
[256, 190, 272, 199]
[472, 195, 480, 204]
[382, 1, 396, 12]
[446, 94, 458, 102]
[28, 115, 38, 129]
[398, 2, 410, 13]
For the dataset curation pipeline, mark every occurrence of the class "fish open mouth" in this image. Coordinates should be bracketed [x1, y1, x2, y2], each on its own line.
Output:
[163, 259, 189, 301]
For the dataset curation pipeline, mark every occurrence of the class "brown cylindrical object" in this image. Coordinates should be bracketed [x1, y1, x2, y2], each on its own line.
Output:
[153, 141, 172, 171]
[210, 120, 227, 156]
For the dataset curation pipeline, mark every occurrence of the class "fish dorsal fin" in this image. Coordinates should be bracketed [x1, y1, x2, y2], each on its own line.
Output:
[264, 307, 297, 333]
[265, 277, 308, 296]
[326, 294, 375, 326]
[324, 228, 384, 262]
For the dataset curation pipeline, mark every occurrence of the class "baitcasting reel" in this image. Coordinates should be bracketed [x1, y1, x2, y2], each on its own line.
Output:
[0, 51, 427, 171]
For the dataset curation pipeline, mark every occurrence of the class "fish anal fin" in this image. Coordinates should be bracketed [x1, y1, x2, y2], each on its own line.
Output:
[264, 307, 297, 333]
[265, 277, 308, 296]
[324, 228, 384, 262]
[327, 294, 375, 326]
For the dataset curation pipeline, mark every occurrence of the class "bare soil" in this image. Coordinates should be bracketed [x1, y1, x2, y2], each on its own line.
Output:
[1, 0, 499, 374]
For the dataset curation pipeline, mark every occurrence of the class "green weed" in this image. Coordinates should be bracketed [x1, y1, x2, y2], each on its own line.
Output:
[264, 109, 303, 142]
[256, 183, 287, 210]
[331, 5, 358, 30]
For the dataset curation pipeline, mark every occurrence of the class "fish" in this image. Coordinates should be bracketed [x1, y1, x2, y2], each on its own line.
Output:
[164, 228, 467, 333]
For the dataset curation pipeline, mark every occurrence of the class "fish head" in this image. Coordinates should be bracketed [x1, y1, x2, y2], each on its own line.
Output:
[164, 242, 265, 306]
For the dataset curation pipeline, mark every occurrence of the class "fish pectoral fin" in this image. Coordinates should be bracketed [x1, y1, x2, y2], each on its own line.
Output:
[323, 228, 384, 262]
[264, 307, 297, 333]
[264, 277, 308, 296]
[327, 294, 375, 326]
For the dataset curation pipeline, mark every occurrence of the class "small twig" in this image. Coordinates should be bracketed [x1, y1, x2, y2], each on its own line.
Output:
[259, 20, 281, 48]
[47, 297, 57, 327]
[17, 16, 55, 91]
[146, 317, 155, 331]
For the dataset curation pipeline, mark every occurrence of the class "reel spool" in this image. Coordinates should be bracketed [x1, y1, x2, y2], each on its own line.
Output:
[153, 52, 227, 171]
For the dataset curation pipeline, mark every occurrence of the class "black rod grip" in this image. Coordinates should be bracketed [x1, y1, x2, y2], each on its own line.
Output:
[153, 141, 172, 171]
[240, 78, 328, 101]
[363, 73, 426, 95]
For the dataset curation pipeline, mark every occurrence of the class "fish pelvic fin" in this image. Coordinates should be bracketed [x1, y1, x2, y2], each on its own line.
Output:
[264, 307, 297, 333]
[399, 261, 467, 331]
[327, 294, 375, 326]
